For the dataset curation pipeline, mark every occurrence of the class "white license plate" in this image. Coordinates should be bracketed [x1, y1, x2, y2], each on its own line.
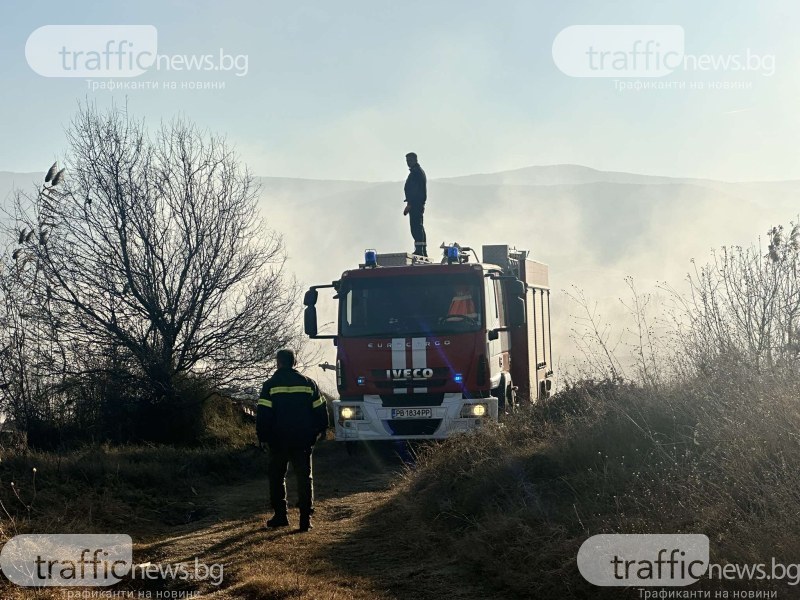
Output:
[391, 408, 433, 419]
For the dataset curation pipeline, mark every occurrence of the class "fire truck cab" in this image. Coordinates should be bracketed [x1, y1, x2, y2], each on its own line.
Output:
[303, 244, 553, 442]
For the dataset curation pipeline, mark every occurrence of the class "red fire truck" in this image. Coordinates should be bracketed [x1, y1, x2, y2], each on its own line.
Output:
[303, 244, 553, 442]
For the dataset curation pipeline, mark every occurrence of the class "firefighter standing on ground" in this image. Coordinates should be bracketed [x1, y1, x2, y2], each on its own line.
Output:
[403, 152, 427, 257]
[257, 349, 329, 532]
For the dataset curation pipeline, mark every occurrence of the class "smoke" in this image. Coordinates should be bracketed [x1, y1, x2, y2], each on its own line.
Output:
[3, 166, 798, 388]
[258, 166, 800, 387]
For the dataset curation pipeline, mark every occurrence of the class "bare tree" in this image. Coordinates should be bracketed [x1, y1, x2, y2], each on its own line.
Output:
[0, 207, 73, 436]
[10, 104, 300, 419]
[663, 223, 800, 376]
[565, 285, 626, 381]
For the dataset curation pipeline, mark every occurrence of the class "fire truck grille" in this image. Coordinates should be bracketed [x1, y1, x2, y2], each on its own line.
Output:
[374, 379, 449, 390]
[387, 419, 442, 436]
[380, 394, 445, 407]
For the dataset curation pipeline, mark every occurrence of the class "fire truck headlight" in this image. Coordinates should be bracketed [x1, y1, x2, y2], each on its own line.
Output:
[339, 406, 363, 421]
[461, 403, 488, 418]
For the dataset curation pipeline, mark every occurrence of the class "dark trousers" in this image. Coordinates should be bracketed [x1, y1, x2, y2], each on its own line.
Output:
[268, 445, 314, 515]
[409, 209, 427, 256]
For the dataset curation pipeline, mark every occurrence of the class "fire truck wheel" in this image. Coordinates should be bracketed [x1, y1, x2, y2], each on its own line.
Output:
[497, 376, 514, 416]
[507, 383, 517, 411]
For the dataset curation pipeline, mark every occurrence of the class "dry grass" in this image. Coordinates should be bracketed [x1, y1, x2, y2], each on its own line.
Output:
[0, 438, 506, 599]
[3, 361, 799, 597]
[0, 441, 269, 540]
[2, 377, 797, 599]
[387, 373, 800, 598]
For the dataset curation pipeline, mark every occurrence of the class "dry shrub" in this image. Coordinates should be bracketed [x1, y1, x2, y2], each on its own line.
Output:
[0, 443, 268, 539]
[393, 370, 800, 598]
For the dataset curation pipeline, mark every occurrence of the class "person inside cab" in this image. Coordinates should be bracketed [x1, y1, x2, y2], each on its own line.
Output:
[447, 285, 477, 321]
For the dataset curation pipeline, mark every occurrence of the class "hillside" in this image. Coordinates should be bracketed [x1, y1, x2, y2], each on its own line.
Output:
[0, 164, 797, 598]
[1, 374, 795, 598]
[253, 166, 800, 381]
[3, 164, 799, 378]
[0, 439, 505, 600]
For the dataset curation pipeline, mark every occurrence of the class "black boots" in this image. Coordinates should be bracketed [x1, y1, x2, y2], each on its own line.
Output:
[265, 513, 313, 532]
[266, 513, 289, 528]
[299, 514, 313, 532]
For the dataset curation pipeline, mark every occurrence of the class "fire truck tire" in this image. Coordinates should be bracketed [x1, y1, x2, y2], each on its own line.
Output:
[497, 375, 515, 416]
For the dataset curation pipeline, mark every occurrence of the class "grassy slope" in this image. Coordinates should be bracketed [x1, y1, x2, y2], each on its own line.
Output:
[387, 376, 800, 598]
[2, 376, 798, 598]
[0, 440, 507, 600]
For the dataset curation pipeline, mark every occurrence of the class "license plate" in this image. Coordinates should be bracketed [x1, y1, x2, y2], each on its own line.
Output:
[391, 408, 433, 419]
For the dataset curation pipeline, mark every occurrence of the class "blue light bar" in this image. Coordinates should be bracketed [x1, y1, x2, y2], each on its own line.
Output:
[364, 249, 377, 267]
[357, 376, 366, 385]
[454, 373, 463, 383]
[446, 246, 459, 262]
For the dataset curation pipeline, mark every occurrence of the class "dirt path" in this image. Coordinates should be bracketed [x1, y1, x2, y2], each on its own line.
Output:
[125, 441, 500, 600]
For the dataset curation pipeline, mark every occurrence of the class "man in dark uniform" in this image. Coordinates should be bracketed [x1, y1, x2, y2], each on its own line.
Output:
[257, 349, 329, 532]
[403, 152, 427, 257]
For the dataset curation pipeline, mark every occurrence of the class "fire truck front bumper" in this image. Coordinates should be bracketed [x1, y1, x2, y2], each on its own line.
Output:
[333, 393, 499, 441]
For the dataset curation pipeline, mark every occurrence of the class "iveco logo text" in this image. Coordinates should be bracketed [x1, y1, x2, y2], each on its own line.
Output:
[368, 340, 451, 348]
[386, 368, 434, 380]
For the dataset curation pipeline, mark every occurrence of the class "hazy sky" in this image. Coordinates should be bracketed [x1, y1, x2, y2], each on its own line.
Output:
[2, 1, 799, 181]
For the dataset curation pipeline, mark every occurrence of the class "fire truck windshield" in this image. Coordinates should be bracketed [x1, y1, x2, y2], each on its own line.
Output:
[339, 274, 483, 337]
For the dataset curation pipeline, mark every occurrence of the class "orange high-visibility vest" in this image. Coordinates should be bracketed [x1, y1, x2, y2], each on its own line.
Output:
[448, 286, 477, 319]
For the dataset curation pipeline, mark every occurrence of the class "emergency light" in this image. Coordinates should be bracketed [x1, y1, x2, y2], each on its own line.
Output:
[364, 249, 378, 267]
[446, 246, 460, 263]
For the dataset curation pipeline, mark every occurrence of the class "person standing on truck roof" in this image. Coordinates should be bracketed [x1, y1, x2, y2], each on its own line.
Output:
[403, 152, 428, 257]
[257, 349, 329, 532]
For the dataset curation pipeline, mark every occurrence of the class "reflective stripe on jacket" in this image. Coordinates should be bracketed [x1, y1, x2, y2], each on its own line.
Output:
[256, 368, 329, 447]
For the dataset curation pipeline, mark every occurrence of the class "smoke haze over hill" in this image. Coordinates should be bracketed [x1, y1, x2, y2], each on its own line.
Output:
[4, 164, 798, 387]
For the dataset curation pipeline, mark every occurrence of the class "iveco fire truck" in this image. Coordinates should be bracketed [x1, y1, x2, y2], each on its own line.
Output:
[303, 244, 553, 442]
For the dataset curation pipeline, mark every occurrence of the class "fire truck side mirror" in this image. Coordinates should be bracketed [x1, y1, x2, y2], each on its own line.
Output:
[304, 289, 319, 307]
[506, 280, 527, 327]
[508, 297, 526, 327]
[304, 306, 318, 337]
